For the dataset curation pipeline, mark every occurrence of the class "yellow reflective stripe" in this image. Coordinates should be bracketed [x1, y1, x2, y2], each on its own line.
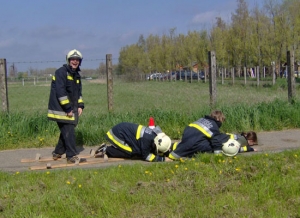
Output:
[47, 113, 75, 121]
[226, 133, 235, 139]
[76, 79, 79, 83]
[67, 75, 73, 80]
[52, 76, 55, 81]
[172, 142, 179, 150]
[78, 99, 83, 103]
[169, 153, 177, 160]
[148, 154, 155, 161]
[136, 125, 143, 140]
[189, 123, 211, 138]
[60, 99, 70, 105]
[241, 146, 247, 152]
[106, 131, 132, 152]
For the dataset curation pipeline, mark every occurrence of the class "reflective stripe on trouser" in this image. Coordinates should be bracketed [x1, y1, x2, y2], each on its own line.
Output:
[106, 129, 133, 152]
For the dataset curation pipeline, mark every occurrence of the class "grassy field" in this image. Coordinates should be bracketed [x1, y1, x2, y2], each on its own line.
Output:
[1, 77, 299, 149]
[0, 77, 300, 217]
[7, 76, 296, 114]
[1, 150, 300, 217]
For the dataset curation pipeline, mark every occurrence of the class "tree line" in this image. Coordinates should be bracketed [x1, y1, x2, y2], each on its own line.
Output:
[117, 0, 300, 76]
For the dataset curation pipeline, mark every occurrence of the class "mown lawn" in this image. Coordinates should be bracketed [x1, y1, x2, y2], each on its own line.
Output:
[1, 149, 300, 217]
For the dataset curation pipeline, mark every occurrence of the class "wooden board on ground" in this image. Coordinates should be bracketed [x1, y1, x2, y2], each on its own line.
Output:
[21, 151, 99, 163]
[30, 157, 127, 171]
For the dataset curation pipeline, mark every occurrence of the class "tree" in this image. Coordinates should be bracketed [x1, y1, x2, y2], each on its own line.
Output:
[210, 17, 228, 67]
[230, 0, 251, 68]
[9, 63, 17, 78]
[98, 62, 106, 75]
[265, 0, 287, 66]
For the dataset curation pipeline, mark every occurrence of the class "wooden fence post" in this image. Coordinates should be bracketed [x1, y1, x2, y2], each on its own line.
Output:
[106, 54, 113, 112]
[222, 68, 224, 85]
[231, 67, 235, 85]
[287, 51, 295, 102]
[208, 51, 217, 108]
[271, 62, 276, 85]
[244, 66, 247, 85]
[0, 59, 9, 113]
[256, 66, 260, 86]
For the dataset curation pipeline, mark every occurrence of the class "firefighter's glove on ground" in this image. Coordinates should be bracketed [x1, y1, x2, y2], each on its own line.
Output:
[156, 156, 165, 162]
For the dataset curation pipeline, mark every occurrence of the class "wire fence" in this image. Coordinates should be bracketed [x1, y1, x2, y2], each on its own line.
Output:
[1, 52, 299, 114]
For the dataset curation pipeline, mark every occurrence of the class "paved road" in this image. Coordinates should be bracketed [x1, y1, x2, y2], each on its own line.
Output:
[1, 129, 299, 173]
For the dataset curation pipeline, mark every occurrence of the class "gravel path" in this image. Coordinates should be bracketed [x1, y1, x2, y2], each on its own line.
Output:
[1, 129, 299, 173]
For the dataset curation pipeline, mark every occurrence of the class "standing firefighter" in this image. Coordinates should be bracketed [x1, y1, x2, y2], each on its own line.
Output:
[95, 122, 172, 162]
[47, 49, 86, 164]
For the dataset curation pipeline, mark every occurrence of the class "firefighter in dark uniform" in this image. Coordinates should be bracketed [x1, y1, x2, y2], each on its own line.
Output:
[167, 110, 231, 160]
[95, 122, 172, 162]
[237, 131, 258, 153]
[47, 49, 86, 164]
[221, 131, 258, 156]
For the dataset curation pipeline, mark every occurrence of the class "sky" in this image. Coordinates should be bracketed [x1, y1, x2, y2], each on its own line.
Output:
[0, 0, 261, 72]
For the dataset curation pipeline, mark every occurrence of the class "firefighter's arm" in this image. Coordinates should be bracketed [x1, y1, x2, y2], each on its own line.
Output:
[239, 145, 256, 152]
[78, 81, 84, 110]
[55, 69, 72, 113]
[164, 157, 173, 162]
[143, 153, 164, 162]
[78, 108, 83, 116]
[140, 137, 161, 162]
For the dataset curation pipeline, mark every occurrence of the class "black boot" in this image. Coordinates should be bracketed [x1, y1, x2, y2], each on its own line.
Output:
[67, 156, 87, 164]
[52, 152, 64, 160]
[95, 143, 107, 155]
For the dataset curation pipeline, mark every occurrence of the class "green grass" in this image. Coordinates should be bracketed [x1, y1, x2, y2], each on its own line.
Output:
[1, 78, 300, 149]
[1, 78, 300, 217]
[1, 150, 300, 217]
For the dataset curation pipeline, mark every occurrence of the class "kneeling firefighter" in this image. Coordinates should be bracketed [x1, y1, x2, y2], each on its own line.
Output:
[95, 122, 172, 162]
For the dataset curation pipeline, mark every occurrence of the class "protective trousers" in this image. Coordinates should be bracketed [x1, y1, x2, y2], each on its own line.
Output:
[53, 122, 78, 158]
[106, 145, 132, 158]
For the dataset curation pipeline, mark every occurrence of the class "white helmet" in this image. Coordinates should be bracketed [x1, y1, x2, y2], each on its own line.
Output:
[154, 133, 172, 153]
[66, 49, 83, 65]
[222, 139, 240, 157]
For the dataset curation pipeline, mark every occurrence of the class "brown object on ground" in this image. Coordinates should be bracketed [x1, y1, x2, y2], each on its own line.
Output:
[30, 157, 127, 170]
[0, 129, 299, 172]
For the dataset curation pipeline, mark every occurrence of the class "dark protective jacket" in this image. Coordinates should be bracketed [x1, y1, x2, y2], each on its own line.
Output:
[237, 134, 255, 153]
[47, 64, 84, 125]
[106, 122, 163, 162]
[169, 115, 230, 159]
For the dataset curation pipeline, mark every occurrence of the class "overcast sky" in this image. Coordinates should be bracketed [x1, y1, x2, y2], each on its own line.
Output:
[0, 0, 261, 72]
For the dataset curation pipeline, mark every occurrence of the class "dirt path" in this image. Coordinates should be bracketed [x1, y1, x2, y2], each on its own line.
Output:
[0, 129, 299, 173]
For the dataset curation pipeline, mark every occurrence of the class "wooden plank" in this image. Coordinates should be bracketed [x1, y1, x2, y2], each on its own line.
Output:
[30, 157, 127, 170]
[21, 154, 93, 163]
